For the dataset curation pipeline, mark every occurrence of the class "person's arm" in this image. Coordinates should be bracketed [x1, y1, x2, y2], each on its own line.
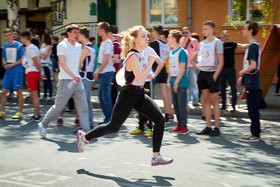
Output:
[167, 73, 171, 88]
[112, 54, 120, 64]
[190, 52, 200, 72]
[32, 56, 42, 74]
[79, 47, 90, 69]
[94, 54, 110, 81]
[40, 45, 52, 60]
[129, 54, 156, 84]
[173, 62, 186, 93]
[150, 57, 164, 79]
[237, 43, 249, 49]
[58, 55, 80, 82]
[213, 41, 224, 81]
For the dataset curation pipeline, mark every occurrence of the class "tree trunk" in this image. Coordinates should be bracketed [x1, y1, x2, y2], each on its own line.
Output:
[7, 0, 19, 30]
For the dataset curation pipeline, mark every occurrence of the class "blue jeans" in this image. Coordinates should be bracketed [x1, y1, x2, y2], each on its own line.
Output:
[187, 67, 199, 104]
[172, 88, 187, 126]
[98, 72, 114, 123]
[246, 89, 261, 137]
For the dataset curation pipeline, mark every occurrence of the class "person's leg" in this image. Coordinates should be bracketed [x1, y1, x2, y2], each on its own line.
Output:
[246, 89, 261, 137]
[171, 90, 179, 125]
[43, 66, 48, 97]
[85, 90, 140, 140]
[68, 98, 75, 110]
[189, 67, 199, 104]
[16, 89, 24, 113]
[134, 94, 165, 153]
[82, 79, 94, 126]
[45, 66, 53, 97]
[41, 80, 74, 128]
[72, 82, 90, 132]
[210, 92, 220, 128]
[159, 83, 172, 114]
[177, 88, 187, 127]
[111, 73, 118, 107]
[202, 89, 212, 128]
[220, 69, 227, 108]
[99, 72, 114, 123]
[228, 68, 237, 109]
[30, 91, 40, 116]
[1, 89, 9, 112]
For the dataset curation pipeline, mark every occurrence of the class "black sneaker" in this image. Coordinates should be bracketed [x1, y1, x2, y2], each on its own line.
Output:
[197, 127, 212, 135]
[210, 127, 220, 136]
[221, 105, 226, 110]
[25, 115, 41, 122]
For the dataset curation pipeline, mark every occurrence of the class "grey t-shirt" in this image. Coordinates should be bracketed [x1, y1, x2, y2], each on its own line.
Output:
[198, 37, 223, 72]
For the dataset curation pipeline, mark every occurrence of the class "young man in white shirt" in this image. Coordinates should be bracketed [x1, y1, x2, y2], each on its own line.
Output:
[94, 22, 115, 124]
[38, 24, 90, 138]
[191, 21, 224, 136]
[20, 31, 44, 122]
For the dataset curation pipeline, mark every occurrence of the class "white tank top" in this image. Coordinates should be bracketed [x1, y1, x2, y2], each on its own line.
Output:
[116, 51, 146, 87]
[156, 40, 170, 63]
[243, 42, 261, 74]
[81, 43, 95, 72]
[197, 38, 218, 67]
[169, 48, 185, 77]
[40, 44, 51, 64]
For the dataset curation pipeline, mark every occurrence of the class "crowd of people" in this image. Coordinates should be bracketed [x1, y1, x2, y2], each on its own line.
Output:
[0, 20, 264, 166]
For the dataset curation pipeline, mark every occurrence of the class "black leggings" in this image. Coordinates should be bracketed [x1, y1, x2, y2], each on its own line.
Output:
[42, 66, 53, 97]
[85, 86, 165, 152]
[139, 81, 153, 130]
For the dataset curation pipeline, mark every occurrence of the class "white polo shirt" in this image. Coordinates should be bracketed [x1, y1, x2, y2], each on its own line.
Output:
[98, 39, 115, 74]
[57, 38, 82, 80]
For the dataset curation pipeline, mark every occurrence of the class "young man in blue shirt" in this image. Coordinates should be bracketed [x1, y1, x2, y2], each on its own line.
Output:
[0, 28, 25, 119]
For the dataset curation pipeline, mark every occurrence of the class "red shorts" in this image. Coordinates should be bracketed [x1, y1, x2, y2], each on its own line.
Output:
[26, 72, 40, 92]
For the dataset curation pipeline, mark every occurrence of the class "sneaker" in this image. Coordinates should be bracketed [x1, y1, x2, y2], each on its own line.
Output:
[144, 128, 153, 137]
[130, 127, 144, 135]
[192, 103, 201, 107]
[76, 130, 89, 153]
[12, 112, 23, 119]
[74, 119, 80, 126]
[168, 125, 181, 133]
[39, 96, 45, 100]
[38, 122, 47, 138]
[165, 113, 174, 122]
[197, 127, 212, 135]
[46, 96, 52, 100]
[178, 126, 188, 134]
[221, 105, 226, 110]
[0, 112, 6, 119]
[151, 153, 173, 166]
[25, 115, 41, 122]
[239, 135, 260, 142]
[56, 118, 63, 126]
[210, 127, 220, 136]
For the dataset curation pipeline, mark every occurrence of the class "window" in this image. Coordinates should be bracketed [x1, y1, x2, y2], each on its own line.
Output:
[146, 0, 178, 26]
[228, 0, 265, 23]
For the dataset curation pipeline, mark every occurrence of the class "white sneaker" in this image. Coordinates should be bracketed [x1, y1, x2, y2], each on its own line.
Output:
[38, 122, 47, 138]
[76, 130, 89, 153]
[46, 96, 52, 100]
[39, 96, 45, 100]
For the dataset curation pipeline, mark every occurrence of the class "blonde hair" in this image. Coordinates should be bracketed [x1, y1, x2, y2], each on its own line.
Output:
[121, 25, 146, 59]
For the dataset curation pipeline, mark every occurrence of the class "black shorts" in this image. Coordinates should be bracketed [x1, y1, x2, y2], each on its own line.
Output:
[197, 71, 219, 93]
[155, 66, 168, 84]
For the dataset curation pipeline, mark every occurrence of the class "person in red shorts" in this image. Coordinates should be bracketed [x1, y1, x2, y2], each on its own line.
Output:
[20, 31, 45, 122]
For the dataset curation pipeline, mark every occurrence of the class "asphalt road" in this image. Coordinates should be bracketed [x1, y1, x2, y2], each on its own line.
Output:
[0, 103, 280, 187]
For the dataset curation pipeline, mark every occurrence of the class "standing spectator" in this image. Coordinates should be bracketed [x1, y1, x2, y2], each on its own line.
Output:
[180, 27, 200, 107]
[51, 36, 59, 83]
[238, 21, 261, 142]
[26, 28, 40, 48]
[60, 32, 67, 42]
[38, 24, 90, 138]
[20, 31, 43, 122]
[149, 25, 173, 122]
[79, 27, 95, 129]
[39, 33, 53, 100]
[167, 30, 189, 134]
[108, 25, 121, 106]
[89, 37, 99, 90]
[12, 29, 20, 41]
[0, 28, 24, 119]
[190, 21, 224, 136]
[94, 22, 115, 124]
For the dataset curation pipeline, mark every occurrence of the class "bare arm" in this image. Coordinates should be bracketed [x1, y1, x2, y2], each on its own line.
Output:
[79, 48, 90, 69]
[94, 54, 111, 81]
[237, 43, 249, 49]
[32, 56, 42, 74]
[58, 55, 80, 82]
[112, 54, 120, 64]
[4, 55, 24, 70]
[40, 45, 52, 60]
[190, 52, 200, 71]
[151, 57, 164, 78]
[213, 53, 224, 81]
[240, 60, 257, 76]
[173, 62, 186, 93]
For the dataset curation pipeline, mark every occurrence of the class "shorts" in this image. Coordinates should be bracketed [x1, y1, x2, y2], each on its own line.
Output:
[155, 66, 168, 84]
[197, 71, 219, 93]
[26, 71, 40, 92]
[2, 72, 23, 91]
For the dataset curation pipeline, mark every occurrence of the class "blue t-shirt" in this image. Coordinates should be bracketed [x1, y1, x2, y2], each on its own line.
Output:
[2, 41, 24, 73]
[170, 47, 189, 88]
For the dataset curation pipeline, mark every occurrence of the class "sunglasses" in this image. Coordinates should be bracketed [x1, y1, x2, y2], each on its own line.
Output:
[182, 31, 189, 34]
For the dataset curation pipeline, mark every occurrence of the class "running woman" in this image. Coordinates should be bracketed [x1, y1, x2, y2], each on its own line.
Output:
[167, 30, 189, 134]
[76, 26, 173, 166]
[237, 21, 261, 142]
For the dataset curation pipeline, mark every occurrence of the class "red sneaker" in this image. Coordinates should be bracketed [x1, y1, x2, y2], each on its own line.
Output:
[74, 119, 80, 126]
[169, 125, 181, 133]
[178, 126, 188, 134]
[56, 118, 63, 126]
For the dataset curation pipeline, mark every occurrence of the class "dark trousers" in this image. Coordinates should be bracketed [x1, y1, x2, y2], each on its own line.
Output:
[85, 87, 165, 152]
[42, 66, 53, 97]
[246, 89, 261, 137]
[139, 81, 153, 130]
[172, 88, 187, 127]
[111, 73, 119, 106]
[220, 67, 237, 108]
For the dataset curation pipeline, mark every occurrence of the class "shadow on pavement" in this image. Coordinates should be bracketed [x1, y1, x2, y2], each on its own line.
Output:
[76, 169, 175, 187]
[42, 137, 77, 153]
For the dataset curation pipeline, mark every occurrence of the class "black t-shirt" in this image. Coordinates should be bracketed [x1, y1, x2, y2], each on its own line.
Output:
[52, 43, 58, 59]
[223, 41, 237, 68]
[31, 38, 40, 48]
[247, 43, 259, 64]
